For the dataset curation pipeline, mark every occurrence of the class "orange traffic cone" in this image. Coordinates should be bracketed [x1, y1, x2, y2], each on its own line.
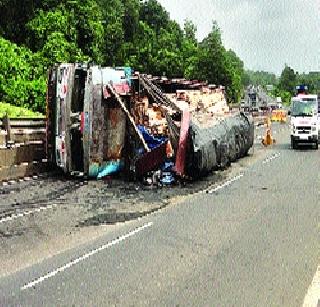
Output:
[262, 117, 276, 146]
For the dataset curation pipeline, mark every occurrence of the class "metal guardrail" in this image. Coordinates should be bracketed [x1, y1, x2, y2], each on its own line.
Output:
[0, 117, 46, 129]
[0, 116, 46, 146]
[0, 116, 47, 181]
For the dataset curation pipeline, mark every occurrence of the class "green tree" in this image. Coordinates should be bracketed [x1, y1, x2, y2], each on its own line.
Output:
[241, 71, 251, 86]
[296, 72, 320, 94]
[272, 87, 291, 106]
[184, 19, 197, 43]
[26, 8, 78, 51]
[40, 32, 88, 67]
[122, 0, 140, 42]
[0, 0, 249, 111]
[182, 20, 199, 79]
[152, 20, 184, 77]
[139, 0, 170, 33]
[0, 38, 46, 112]
[27, 1, 105, 64]
[123, 21, 157, 72]
[98, 0, 125, 66]
[194, 22, 226, 83]
[224, 49, 245, 103]
[69, 0, 105, 64]
[0, 0, 42, 44]
[279, 65, 296, 95]
[244, 70, 277, 87]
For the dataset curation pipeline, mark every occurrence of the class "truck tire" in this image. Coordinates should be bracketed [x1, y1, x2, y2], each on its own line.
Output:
[291, 138, 297, 149]
[314, 142, 318, 150]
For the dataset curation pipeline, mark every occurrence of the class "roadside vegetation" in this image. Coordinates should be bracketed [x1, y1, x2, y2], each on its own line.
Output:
[244, 66, 320, 105]
[0, 0, 319, 114]
[0, 0, 245, 113]
[0, 102, 43, 118]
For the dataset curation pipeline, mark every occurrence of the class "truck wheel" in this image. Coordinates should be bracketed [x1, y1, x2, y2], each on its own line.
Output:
[314, 142, 318, 150]
[291, 138, 296, 149]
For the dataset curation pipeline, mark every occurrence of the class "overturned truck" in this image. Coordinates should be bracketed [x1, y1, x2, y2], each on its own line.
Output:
[46, 63, 254, 180]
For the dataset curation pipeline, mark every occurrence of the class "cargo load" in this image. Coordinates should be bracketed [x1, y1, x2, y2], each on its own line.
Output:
[46, 64, 254, 181]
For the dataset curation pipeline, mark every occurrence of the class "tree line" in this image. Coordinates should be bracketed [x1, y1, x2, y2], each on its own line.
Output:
[0, 0, 245, 113]
[244, 66, 320, 105]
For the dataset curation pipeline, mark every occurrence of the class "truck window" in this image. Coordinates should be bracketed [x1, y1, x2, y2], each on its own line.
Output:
[291, 100, 317, 117]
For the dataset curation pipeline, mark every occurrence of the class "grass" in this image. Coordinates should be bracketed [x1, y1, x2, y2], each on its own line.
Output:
[0, 102, 44, 118]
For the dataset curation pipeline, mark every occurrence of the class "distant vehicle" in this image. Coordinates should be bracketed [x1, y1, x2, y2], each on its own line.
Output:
[290, 85, 319, 149]
[268, 103, 279, 111]
[271, 109, 287, 123]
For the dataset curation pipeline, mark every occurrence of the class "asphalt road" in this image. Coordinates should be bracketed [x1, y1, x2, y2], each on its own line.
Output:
[0, 127, 319, 306]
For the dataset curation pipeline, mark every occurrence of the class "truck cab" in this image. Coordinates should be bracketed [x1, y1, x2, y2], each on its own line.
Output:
[290, 94, 319, 149]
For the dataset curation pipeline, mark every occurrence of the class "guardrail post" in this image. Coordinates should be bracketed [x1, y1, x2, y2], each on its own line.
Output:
[3, 114, 11, 147]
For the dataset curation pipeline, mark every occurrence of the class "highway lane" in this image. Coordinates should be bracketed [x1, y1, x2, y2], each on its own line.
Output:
[1, 128, 320, 306]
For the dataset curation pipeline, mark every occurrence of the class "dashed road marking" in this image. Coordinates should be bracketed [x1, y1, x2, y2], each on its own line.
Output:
[0, 204, 58, 224]
[303, 265, 320, 307]
[262, 152, 280, 164]
[21, 222, 153, 291]
[206, 173, 244, 194]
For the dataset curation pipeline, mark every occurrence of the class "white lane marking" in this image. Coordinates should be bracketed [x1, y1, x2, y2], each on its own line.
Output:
[206, 174, 244, 194]
[262, 152, 280, 164]
[21, 222, 153, 291]
[303, 265, 320, 307]
[0, 204, 58, 224]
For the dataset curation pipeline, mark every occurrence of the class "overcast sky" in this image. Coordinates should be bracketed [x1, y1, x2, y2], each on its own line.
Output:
[158, 0, 320, 75]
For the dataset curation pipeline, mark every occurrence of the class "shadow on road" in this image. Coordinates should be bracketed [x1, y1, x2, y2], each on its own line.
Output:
[272, 142, 318, 151]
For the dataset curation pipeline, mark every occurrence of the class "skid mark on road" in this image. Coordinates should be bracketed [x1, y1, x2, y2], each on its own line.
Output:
[206, 173, 244, 194]
[0, 204, 58, 224]
[303, 265, 320, 307]
[21, 222, 153, 291]
[262, 152, 280, 164]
